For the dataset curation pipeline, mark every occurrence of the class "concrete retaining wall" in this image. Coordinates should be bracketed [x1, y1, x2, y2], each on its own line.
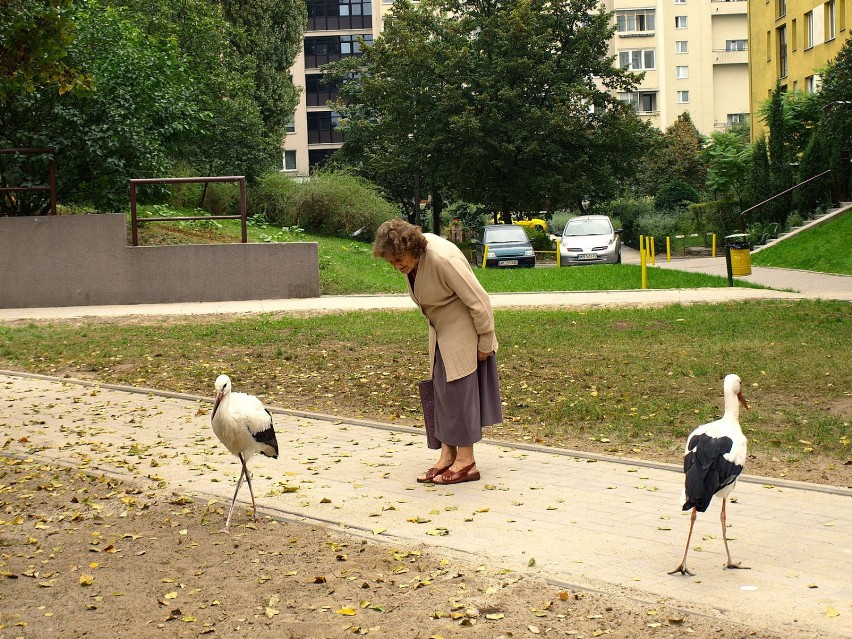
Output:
[0, 214, 320, 308]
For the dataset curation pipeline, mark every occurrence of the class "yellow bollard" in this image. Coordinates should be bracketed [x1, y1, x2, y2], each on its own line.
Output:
[481, 243, 488, 269]
[556, 239, 561, 267]
[639, 234, 644, 257]
[712, 234, 716, 258]
[640, 246, 648, 289]
[650, 237, 656, 265]
[666, 236, 671, 262]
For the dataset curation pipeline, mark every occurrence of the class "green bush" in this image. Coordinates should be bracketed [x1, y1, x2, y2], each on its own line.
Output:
[248, 171, 399, 240]
[654, 179, 700, 211]
[636, 212, 680, 244]
[526, 228, 554, 251]
[688, 199, 742, 239]
[598, 197, 655, 246]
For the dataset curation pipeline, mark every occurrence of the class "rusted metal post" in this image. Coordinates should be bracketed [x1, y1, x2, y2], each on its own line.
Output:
[48, 155, 57, 215]
[239, 177, 247, 243]
[130, 182, 138, 246]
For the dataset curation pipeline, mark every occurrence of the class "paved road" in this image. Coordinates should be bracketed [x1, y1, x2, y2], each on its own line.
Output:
[2, 371, 850, 638]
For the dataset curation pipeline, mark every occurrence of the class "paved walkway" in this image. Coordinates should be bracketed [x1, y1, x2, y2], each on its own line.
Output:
[2, 371, 850, 638]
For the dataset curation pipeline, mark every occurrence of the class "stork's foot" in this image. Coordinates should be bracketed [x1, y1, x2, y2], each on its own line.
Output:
[724, 561, 750, 570]
[218, 526, 232, 535]
[668, 564, 695, 576]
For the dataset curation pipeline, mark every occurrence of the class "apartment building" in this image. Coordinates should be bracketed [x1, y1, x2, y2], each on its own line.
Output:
[604, 0, 751, 135]
[284, 0, 392, 177]
[284, 1, 752, 175]
[748, 0, 850, 137]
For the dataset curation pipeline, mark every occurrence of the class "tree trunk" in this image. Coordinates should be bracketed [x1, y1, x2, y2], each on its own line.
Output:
[431, 188, 443, 237]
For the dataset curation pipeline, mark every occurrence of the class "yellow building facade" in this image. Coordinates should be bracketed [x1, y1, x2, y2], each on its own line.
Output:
[748, 0, 851, 137]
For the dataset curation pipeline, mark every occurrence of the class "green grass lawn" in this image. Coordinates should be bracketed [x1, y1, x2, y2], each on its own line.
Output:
[751, 210, 852, 275]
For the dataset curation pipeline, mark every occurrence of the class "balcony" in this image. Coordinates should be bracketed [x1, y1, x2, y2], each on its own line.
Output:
[711, 0, 747, 16]
[713, 49, 748, 65]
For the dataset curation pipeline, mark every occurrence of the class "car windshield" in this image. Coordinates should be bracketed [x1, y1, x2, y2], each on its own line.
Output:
[483, 227, 528, 243]
[563, 218, 612, 236]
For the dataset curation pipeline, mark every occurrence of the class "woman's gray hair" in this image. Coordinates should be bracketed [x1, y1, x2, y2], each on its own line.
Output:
[373, 219, 428, 259]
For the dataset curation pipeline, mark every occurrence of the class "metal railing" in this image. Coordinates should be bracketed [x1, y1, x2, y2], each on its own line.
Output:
[129, 176, 247, 246]
[0, 147, 57, 215]
[739, 169, 838, 232]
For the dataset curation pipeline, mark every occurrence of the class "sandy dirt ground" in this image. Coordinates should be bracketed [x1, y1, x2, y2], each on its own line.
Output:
[0, 456, 794, 639]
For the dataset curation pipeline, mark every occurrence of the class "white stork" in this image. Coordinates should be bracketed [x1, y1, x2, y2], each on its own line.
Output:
[210, 374, 279, 532]
[669, 373, 750, 576]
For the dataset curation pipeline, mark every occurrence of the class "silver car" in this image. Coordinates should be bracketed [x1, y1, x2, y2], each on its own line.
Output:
[558, 215, 622, 265]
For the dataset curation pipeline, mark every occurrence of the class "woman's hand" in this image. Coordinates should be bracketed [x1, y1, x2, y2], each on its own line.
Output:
[477, 350, 494, 361]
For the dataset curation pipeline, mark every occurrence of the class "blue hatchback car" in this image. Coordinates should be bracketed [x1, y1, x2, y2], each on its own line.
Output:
[473, 225, 536, 268]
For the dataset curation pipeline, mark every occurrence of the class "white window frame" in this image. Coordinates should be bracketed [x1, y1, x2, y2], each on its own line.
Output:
[675, 16, 688, 29]
[616, 9, 656, 34]
[676, 65, 689, 78]
[618, 49, 656, 71]
[677, 90, 689, 103]
[805, 10, 814, 48]
[725, 39, 747, 51]
[619, 90, 658, 113]
[826, 0, 837, 40]
[675, 40, 688, 53]
[283, 150, 297, 172]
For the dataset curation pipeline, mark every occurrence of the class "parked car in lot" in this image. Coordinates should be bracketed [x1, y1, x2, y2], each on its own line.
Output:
[513, 218, 548, 233]
[473, 225, 536, 268]
[558, 215, 622, 265]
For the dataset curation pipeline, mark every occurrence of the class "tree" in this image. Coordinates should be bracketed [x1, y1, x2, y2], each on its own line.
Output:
[702, 131, 753, 207]
[0, 0, 92, 104]
[327, 0, 647, 223]
[0, 1, 205, 212]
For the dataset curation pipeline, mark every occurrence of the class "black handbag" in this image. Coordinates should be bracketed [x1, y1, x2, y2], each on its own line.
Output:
[417, 380, 441, 450]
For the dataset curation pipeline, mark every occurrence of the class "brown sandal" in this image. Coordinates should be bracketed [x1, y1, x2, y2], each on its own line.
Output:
[416, 464, 452, 483]
[433, 462, 480, 485]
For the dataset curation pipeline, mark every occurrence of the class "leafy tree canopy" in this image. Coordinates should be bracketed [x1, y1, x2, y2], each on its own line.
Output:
[327, 0, 648, 221]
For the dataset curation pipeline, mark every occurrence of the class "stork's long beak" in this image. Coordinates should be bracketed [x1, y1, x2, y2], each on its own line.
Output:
[212, 392, 223, 419]
[737, 390, 749, 411]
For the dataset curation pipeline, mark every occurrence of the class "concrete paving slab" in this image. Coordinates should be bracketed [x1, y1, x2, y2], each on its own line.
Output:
[2, 371, 850, 638]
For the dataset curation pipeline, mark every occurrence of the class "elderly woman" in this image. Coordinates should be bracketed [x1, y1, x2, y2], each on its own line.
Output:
[373, 219, 502, 485]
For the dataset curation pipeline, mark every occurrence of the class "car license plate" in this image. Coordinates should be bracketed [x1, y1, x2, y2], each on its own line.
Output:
[577, 253, 597, 260]
[498, 259, 518, 266]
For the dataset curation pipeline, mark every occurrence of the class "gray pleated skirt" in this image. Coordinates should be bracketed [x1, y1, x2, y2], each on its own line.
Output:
[432, 345, 503, 447]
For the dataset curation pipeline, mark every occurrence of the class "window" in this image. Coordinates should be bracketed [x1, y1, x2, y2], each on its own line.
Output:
[307, 111, 344, 144]
[308, 149, 337, 172]
[776, 0, 786, 19]
[616, 9, 656, 34]
[676, 65, 689, 78]
[282, 150, 297, 172]
[304, 34, 373, 68]
[675, 16, 688, 29]
[306, 0, 373, 30]
[674, 0, 686, 4]
[285, 117, 296, 134]
[766, 30, 772, 61]
[618, 49, 656, 70]
[725, 39, 747, 51]
[826, 0, 836, 40]
[677, 90, 689, 103]
[306, 73, 340, 107]
[727, 113, 748, 126]
[805, 74, 822, 93]
[840, 0, 847, 31]
[805, 11, 814, 48]
[619, 91, 658, 113]
[675, 40, 688, 53]
[791, 18, 798, 51]
[777, 24, 788, 78]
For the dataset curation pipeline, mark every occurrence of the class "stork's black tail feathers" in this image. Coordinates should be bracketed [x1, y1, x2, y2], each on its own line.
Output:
[253, 409, 279, 458]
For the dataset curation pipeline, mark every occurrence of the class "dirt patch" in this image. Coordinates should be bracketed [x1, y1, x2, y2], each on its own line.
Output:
[0, 456, 791, 639]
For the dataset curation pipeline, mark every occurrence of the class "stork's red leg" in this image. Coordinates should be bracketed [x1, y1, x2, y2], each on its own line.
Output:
[721, 498, 749, 570]
[669, 507, 697, 576]
[222, 463, 246, 532]
[240, 454, 260, 523]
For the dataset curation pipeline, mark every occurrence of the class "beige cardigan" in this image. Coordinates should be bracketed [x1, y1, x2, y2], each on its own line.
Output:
[407, 234, 498, 382]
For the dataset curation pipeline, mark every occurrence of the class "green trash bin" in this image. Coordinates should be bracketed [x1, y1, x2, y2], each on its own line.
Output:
[725, 233, 751, 276]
